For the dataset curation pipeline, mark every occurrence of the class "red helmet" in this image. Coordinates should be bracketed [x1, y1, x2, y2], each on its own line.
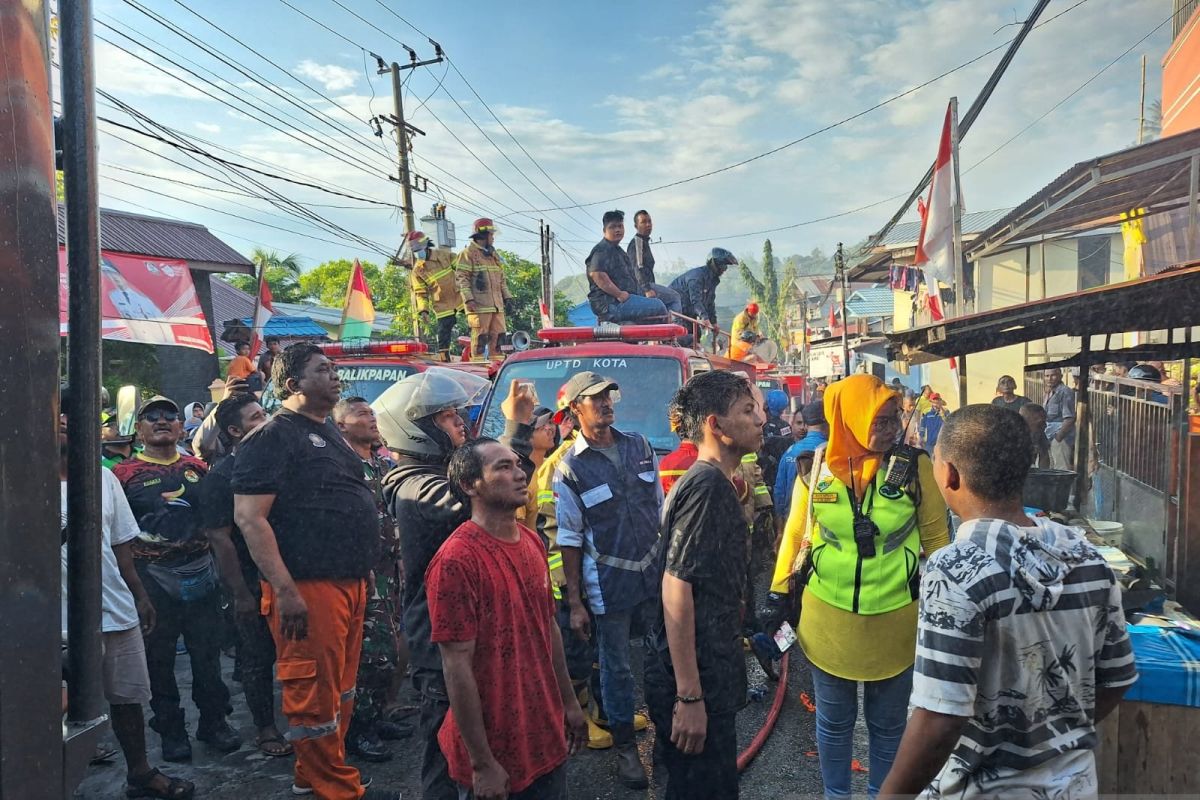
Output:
[406, 230, 430, 245]
[746, 302, 759, 316]
[472, 218, 496, 237]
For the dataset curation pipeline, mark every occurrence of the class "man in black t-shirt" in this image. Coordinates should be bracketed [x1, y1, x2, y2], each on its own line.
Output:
[198, 393, 290, 758]
[234, 344, 397, 800]
[646, 371, 765, 799]
[585, 209, 668, 323]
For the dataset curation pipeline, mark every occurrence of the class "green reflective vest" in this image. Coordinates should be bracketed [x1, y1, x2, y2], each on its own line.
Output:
[807, 464, 920, 616]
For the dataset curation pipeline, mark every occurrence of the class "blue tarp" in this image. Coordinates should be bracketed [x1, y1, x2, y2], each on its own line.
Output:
[566, 302, 597, 327]
[239, 315, 328, 338]
[1124, 624, 1200, 708]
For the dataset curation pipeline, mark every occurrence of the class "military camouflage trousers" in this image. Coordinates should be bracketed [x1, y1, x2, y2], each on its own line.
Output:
[351, 574, 401, 728]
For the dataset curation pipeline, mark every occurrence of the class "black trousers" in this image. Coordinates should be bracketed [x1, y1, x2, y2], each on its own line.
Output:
[414, 667, 458, 800]
[645, 665, 739, 800]
[233, 578, 277, 729]
[436, 314, 458, 352]
[138, 563, 231, 735]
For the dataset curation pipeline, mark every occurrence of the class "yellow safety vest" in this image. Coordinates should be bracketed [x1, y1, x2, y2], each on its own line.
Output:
[806, 466, 920, 616]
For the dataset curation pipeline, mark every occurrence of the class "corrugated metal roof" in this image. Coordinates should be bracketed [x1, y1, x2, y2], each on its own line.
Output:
[58, 206, 253, 272]
[210, 277, 327, 356]
[846, 287, 894, 318]
[879, 207, 1014, 247]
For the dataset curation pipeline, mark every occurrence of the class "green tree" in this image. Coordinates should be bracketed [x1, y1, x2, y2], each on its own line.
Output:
[736, 239, 797, 345]
[227, 248, 305, 302]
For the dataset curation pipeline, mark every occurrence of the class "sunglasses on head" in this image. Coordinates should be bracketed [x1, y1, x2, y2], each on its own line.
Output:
[140, 409, 181, 423]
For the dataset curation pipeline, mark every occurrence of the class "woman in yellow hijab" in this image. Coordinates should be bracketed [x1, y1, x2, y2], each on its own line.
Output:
[768, 374, 949, 798]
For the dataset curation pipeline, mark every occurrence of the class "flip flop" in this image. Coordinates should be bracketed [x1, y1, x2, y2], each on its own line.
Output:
[90, 743, 120, 764]
[255, 731, 293, 758]
[125, 768, 194, 800]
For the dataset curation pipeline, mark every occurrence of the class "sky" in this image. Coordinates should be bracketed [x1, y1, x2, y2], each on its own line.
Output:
[80, 0, 1174, 279]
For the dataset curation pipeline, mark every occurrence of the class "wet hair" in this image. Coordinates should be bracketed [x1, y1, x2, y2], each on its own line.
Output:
[332, 396, 369, 424]
[272, 342, 323, 400]
[939, 405, 1033, 502]
[601, 210, 624, 228]
[215, 392, 260, 446]
[447, 437, 499, 504]
[672, 371, 754, 445]
[633, 210, 650, 224]
[1020, 403, 1046, 420]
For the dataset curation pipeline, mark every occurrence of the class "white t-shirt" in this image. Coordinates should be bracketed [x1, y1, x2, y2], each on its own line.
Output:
[60, 468, 142, 638]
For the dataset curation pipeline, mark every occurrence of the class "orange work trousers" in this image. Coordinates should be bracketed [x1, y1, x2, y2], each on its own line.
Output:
[263, 578, 367, 800]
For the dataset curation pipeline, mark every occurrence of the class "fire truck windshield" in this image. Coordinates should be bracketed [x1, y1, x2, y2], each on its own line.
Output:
[481, 356, 683, 453]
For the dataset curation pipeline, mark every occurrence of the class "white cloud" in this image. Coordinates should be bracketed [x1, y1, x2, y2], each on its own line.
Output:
[294, 60, 358, 93]
[194, 122, 221, 134]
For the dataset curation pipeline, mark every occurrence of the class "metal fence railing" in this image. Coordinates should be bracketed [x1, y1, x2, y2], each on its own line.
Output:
[1026, 371, 1184, 496]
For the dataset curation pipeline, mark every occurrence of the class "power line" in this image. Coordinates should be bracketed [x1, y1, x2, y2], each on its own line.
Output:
[510, 0, 1095, 214]
[274, 0, 361, 50]
[165, 0, 391, 157]
[98, 114, 401, 208]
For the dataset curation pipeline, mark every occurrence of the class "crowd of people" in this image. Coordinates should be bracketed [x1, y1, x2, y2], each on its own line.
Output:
[63, 339, 1143, 800]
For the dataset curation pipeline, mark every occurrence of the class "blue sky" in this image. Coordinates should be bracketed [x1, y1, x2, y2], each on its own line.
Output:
[82, 0, 1173, 278]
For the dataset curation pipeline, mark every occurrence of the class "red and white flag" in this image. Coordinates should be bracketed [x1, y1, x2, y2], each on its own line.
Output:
[913, 102, 958, 323]
[250, 273, 274, 357]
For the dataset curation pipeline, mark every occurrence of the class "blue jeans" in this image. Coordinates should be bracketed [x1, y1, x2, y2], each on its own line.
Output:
[647, 283, 682, 317]
[606, 293, 668, 323]
[593, 601, 650, 728]
[809, 664, 912, 799]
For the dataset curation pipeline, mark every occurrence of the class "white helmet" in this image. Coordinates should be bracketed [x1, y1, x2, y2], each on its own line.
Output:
[372, 367, 489, 460]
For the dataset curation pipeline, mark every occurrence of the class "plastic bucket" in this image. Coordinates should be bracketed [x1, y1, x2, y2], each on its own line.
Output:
[1022, 468, 1076, 513]
[1088, 519, 1124, 548]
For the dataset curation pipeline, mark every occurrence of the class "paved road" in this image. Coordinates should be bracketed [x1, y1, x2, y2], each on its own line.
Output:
[75, 639, 874, 799]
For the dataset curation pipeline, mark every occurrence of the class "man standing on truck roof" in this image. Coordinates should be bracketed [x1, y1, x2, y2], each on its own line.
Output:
[671, 248, 738, 347]
[455, 218, 513, 362]
[405, 230, 463, 363]
[553, 371, 663, 789]
[626, 210, 682, 318]
[586, 210, 669, 325]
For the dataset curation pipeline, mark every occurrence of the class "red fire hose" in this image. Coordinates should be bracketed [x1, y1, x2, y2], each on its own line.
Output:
[737, 652, 790, 772]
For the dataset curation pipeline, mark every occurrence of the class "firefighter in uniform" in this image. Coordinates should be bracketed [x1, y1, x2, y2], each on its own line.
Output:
[405, 230, 462, 362]
[454, 218, 512, 361]
[730, 301, 762, 346]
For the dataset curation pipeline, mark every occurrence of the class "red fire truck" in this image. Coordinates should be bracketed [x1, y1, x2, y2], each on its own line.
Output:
[475, 323, 756, 453]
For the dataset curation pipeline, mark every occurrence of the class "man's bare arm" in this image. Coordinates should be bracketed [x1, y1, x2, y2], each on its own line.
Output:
[878, 707, 966, 800]
[590, 270, 628, 302]
[235, 494, 307, 639]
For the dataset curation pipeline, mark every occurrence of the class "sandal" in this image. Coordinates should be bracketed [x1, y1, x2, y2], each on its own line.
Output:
[90, 743, 120, 764]
[255, 731, 294, 758]
[126, 768, 195, 800]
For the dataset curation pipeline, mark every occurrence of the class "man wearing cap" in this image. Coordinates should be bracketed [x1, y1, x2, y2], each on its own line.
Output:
[404, 231, 462, 362]
[730, 302, 763, 347]
[586, 210, 669, 325]
[455, 218, 512, 361]
[553, 372, 663, 788]
[112, 395, 240, 762]
[773, 400, 830, 523]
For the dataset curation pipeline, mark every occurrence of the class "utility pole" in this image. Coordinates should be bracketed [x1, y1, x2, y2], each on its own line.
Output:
[1138, 54, 1147, 145]
[835, 242, 850, 377]
[540, 220, 554, 324]
[372, 44, 443, 339]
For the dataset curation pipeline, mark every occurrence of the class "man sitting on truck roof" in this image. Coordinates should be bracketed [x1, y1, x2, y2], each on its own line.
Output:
[585, 210, 669, 325]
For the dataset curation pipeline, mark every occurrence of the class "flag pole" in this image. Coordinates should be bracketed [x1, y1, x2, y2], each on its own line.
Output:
[949, 96, 968, 407]
[249, 259, 265, 357]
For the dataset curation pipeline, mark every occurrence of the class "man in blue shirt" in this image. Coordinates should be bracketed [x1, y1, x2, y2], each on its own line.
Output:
[553, 372, 662, 789]
[773, 400, 829, 522]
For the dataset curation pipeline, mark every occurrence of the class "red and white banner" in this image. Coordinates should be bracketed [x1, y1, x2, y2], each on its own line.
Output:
[58, 249, 215, 353]
[250, 272, 274, 358]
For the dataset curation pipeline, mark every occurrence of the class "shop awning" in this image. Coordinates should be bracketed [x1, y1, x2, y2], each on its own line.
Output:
[967, 128, 1200, 260]
[885, 262, 1200, 364]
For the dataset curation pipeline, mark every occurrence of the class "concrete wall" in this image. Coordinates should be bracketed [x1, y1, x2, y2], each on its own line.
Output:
[1162, 7, 1200, 137]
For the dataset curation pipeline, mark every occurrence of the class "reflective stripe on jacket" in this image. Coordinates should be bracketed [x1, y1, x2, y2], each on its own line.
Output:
[454, 241, 511, 313]
[412, 248, 462, 318]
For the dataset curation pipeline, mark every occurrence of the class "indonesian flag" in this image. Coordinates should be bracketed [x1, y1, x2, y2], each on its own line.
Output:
[249, 272, 274, 357]
[540, 300, 553, 329]
[340, 258, 376, 341]
[913, 102, 957, 322]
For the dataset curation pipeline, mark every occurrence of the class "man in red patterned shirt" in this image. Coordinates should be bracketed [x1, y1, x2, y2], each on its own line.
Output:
[428, 438, 587, 799]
